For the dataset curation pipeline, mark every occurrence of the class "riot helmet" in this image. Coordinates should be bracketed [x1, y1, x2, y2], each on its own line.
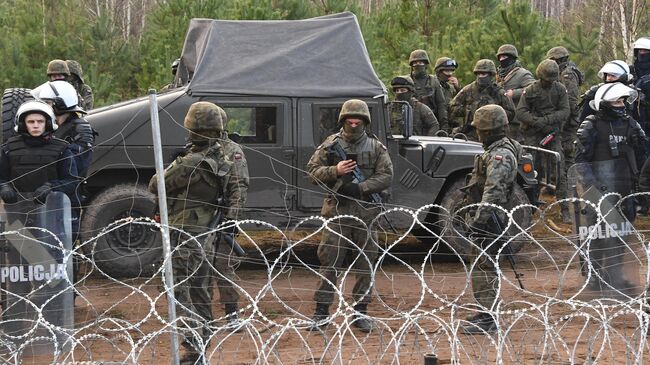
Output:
[14, 100, 57, 135]
[589, 82, 638, 112]
[597, 60, 632, 83]
[32, 80, 85, 115]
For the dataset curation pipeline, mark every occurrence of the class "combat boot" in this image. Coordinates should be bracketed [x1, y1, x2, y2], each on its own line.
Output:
[352, 304, 374, 333]
[308, 303, 330, 331]
[225, 303, 243, 333]
[461, 312, 497, 335]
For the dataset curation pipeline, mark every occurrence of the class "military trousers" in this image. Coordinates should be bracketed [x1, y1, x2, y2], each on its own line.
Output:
[313, 218, 379, 308]
[211, 237, 240, 306]
[470, 245, 498, 310]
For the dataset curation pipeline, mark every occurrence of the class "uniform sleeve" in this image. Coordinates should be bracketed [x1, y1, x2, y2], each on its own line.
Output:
[474, 149, 517, 224]
[359, 144, 393, 196]
[224, 145, 249, 220]
[82, 84, 94, 110]
[307, 143, 339, 185]
[543, 84, 570, 130]
[498, 90, 516, 122]
[421, 104, 439, 136]
[0, 148, 10, 184]
[575, 119, 596, 164]
[640, 157, 650, 192]
[510, 70, 535, 101]
[449, 88, 467, 119]
[433, 79, 448, 130]
[515, 86, 537, 129]
[562, 70, 581, 116]
[51, 147, 81, 196]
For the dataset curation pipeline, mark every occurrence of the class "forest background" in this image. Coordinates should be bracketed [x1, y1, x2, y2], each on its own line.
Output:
[0, 0, 647, 108]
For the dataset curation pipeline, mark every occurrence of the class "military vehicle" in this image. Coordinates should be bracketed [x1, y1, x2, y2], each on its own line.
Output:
[1, 13, 546, 277]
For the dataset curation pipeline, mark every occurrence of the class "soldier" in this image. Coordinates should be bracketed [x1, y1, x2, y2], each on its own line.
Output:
[405, 50, 449, 132]
[161, 58, 181, 92]
[390, 76, 439, 136]
[575, 83, 645, 293]
[449, 59, 515, 141]
[307, 99, 393, 333]
[434, 57, 461, 132]
[0, 101, 78, 206]
[495, 44, 535, 142]
[547, 46, 585, 222]
[631, 37, 650, 152]
[66, 60, 94, 110]
[517, 59, 570, 215]
[31, 80, 94, 240]
[148, 102, 246, 364]
[46, 59, 70, 82]
[579, 60, 634, 121]
[461, 104, 522, 334]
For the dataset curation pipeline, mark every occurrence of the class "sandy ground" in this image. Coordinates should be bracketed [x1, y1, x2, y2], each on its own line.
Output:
[11, 204, 650, 364]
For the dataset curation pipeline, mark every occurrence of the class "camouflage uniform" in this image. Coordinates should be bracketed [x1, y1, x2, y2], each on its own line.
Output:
[307, 99, 393, 332]
[65, 60, 94, 110]
[148, 102, 243, 361]
[405, 50, 449, 132]
[517, 59, 570, 201]
[496, 45, 536, 141]
[434, 57, 461, 132]
[390, 76, 439, 135]
[462, 105, 522, 334]
[449, 59, 515, 141]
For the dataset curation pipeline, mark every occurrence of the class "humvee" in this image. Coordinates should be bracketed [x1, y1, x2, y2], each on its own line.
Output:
[1, 13, 543, 277]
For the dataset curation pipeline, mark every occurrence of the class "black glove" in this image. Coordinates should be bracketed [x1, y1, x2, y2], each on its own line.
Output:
[33, 183, 52, 204]
[0, 184, 17, 204]
[338, 183, 361, 199]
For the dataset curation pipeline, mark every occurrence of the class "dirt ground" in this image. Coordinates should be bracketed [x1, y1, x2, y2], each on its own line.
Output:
[13, 205, 650, 364]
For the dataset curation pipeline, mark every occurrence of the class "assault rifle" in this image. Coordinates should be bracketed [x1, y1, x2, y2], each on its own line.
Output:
[488, 211, 525, 290]
[329, 141, 397, 233]
[205, 201, 246, 257]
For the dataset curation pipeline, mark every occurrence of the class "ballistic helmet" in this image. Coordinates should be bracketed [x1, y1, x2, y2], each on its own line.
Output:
[536, 59, 559, 81]
[471, 104, 509, 131]
[184, 102, 224, 132]
[15, 100, 57, 134]
[409, 49, 430, 65]
[47, 59, 70, 76]
[391, 76, 415, 92]
[546, 46, 570, 60]
[496, 44, 518, 59]
[435, 57, 458, 71]
[473, 59, 497, 74]
[338, 99, 371, 125]
[65, 60, 84, 82]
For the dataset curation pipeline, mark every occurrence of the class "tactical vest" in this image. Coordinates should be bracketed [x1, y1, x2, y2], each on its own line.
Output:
[326, 132, 381, 197]
[4, 136, 68, 192]
[473, 137, 520, 206]
[589, 115, 638, 173]
[412, 75, 438, 113]
[54, 116, 95, 148]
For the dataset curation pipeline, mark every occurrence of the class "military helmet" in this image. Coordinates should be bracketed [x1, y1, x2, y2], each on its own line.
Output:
[390, 76, 415, 91]
[536, 59, 560, 81]
[15, 100, 57, 134]
[434, 57, 458, 71]
[409, 49, 430, 65]
[473, 59, 497, 74]
[471, 104, 509, 131]
[496, 44, 518, 59]
[65, 60, 84, 80]
[184, 102, 224, 132]
[216, 105, 228, 125]
[338, 99, 371, 125]
[546, 46, 570, 60]
[590, 82, 638, 111]
[47, 59, 70, 76]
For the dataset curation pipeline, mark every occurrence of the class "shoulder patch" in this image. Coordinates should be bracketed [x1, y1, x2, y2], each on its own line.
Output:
[233, 152, 243, 161]
[494, 155, 503, 160]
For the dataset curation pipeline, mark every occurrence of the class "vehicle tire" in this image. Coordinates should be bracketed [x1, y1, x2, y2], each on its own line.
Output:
[1, 88, 33, 143]
[80, 184, 161, 278]
[439, 178, 532, 260]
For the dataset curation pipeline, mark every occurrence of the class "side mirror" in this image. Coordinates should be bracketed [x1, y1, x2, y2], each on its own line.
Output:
[388, 101, 413, 139]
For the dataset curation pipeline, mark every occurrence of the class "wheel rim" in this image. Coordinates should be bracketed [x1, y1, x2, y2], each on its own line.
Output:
[105, 209, 158, 257]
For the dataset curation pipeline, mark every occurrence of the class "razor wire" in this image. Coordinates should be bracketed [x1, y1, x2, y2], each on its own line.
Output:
[0, 194, 649, 364]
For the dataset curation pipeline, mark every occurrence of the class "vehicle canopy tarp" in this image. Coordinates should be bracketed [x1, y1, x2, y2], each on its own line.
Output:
[179, 12, 386, 98]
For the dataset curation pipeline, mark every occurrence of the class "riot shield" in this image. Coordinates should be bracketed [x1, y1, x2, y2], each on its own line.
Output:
[0, 192, 73, 356]
[568, 160, 643, 299]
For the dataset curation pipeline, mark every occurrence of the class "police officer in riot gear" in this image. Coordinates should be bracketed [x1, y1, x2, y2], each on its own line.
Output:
[0, 101, 78, 205]
[580, 60, 634, 121]
[575, 82, 645, 293]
